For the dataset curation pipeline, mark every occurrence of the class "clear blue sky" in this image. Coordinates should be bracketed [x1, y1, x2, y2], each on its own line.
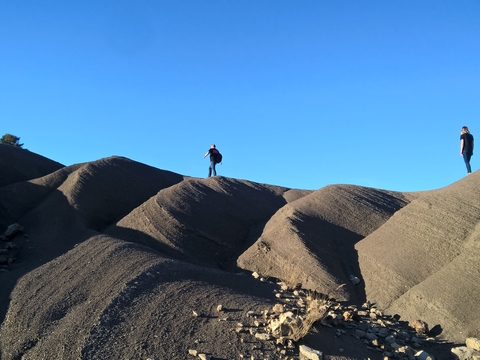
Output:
[1, 1, 479, 192]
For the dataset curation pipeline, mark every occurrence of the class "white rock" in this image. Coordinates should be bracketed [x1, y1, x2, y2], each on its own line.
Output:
[299, 344, 323, 360]
[414, 350, 435, 360]
[467, 338, 480, 351]
[451, 346, 475, 360]
[272, 303, 284, 313]
[188, 349, 198, 356]
[254, 332, 272, 341]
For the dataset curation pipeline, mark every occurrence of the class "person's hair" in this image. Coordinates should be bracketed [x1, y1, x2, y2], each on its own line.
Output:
[462, 126, 470, 134]
[211, 144, 216, 148]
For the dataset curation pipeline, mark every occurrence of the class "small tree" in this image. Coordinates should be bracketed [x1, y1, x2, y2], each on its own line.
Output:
[0, 134, 24, 148]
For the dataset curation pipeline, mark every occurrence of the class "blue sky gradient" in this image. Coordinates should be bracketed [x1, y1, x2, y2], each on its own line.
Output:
[1, 1, 479, 191]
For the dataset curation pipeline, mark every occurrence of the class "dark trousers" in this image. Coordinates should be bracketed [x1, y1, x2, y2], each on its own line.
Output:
[208, 161, 217, 177]
[463, 153, 472, 173]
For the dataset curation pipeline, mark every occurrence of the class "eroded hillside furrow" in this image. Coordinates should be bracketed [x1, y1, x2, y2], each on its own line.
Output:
[106, 176, 288, 268]
[238, 184, 418, 302]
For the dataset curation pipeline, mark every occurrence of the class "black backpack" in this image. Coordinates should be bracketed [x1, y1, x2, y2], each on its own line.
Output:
[216, 152, 223, 164]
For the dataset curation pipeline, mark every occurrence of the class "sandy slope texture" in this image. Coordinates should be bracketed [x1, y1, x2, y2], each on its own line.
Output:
[356, 173, 480, 342]
[106, 176, 291, 268]
[238, 184, 418, 302]
[0, 235, 280, 360]
[0, 156, 184, 324]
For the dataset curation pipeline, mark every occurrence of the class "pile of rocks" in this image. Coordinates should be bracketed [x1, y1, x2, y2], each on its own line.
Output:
[451, 338, 480, 360]
[0, 223, 23, 272]
[228, 272, 447, 360]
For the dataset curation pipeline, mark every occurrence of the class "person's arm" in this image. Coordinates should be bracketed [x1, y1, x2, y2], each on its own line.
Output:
[460, 138, 465, 155]
[203, 150, 210, 158]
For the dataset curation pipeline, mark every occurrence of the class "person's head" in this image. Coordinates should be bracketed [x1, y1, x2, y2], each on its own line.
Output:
[462, 126, 470, 134]
[211, 144, 216, 148]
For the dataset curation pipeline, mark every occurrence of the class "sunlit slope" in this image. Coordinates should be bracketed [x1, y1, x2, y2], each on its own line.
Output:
[238, 184, 417, 301]
[356, 172, 480, 342]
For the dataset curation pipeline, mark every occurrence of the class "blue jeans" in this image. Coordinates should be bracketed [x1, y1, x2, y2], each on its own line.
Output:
[208, 161, 217, 177]
[463, 153, 472, 173]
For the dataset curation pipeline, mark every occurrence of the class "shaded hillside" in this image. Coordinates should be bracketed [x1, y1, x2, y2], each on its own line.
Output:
[238, 185, 419, 302]
[356, 173, 480, 342]
[0, 156, 184, 324]
[0, 144, 64, 188]
[106, 176, 291, 267]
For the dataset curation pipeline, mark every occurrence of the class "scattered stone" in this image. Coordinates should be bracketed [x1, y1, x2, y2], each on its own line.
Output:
[343, 310, 354, 321]
[349, 275, 360, 285]
[299, 344, 323, 360]
[5, 223, 23, 238]
[188, 349, 198, 356]
[451, 346, 476, 360]
[411, 319, 429, 335]
[385, 335, 396, 344]
[254, 332, 272, 341]
[197, 354, 212, 360]
[355, 330, 366, 338]
[216, 304, 223, 312]
[414, 350, 435, 360]
[467, 338, 480, 351]
[272, 303, 284, 313]
[192, 310, 199, 317]
[378, 328, 389, 338]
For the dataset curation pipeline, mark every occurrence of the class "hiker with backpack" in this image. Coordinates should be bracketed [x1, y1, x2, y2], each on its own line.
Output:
[460, 126, 474, 175]
[203, 144, 222, 177]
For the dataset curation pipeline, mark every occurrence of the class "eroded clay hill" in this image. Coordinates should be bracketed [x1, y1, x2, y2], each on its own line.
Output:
[1, 145, 479, 359]
[356, 174, 480, 342]
[238, 185, 419, 303]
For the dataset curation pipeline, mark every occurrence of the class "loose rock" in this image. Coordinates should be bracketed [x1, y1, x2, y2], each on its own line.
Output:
[299, 344, 323, 360]
[467, 337, 480, 351]
[411, 319, 429, 335]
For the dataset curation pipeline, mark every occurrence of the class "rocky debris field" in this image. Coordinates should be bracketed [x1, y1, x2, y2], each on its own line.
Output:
[0, 223, 22, 271]
[186, 270, 479, 360]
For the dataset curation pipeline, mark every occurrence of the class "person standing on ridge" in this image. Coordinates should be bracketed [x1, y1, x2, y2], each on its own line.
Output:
[460, 126, 474, 175]
[203, 144, 220, 177]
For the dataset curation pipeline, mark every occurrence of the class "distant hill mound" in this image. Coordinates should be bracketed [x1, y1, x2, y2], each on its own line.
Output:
[0, 144, 64, 187]
[0, 147, 478, 359]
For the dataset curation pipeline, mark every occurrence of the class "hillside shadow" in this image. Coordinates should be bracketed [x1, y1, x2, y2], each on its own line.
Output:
[0, 185, 97, 324]
[105, 225, 188, 262]
[292, 213, 367, 304]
